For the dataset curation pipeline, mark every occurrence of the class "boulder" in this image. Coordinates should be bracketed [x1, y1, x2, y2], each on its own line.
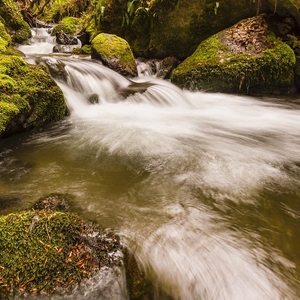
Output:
[56, 31, 79, 45]
[156, 56, 181, 79]
[0, 194, 125, 298]
[91, 33, 138, 78]
[171, 15, 296, 94]
[0, 55, 68, 137]
[0, 0, 31, 44]
[51, 17, 82, 36]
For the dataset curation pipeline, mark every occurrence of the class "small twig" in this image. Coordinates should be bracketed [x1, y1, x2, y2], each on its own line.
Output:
[45, 222, 51, 241]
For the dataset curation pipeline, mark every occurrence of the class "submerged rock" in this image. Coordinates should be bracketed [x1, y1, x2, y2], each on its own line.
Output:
[171, 15, 296, 94]
[91, 33, 138, 78]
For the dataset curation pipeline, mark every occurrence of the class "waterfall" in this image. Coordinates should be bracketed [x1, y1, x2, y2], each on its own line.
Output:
[2, 28, 300, 299]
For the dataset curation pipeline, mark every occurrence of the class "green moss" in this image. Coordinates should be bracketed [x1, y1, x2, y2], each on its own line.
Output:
[0, 21, 10, 44]
[0, 211, 87, 295]
[0, 55, 68, 137]
[172, 32, 296, 94]
[51, 17, 82, 36]
[92, 33, 134, 63]
[0, 0, 31, 44]
[91, 33, 137, 77]
[0, 100, 19, 133]
[72, 44, 91, 55]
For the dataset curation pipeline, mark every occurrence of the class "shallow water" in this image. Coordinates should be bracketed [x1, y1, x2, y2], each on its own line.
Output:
[1, 32, 300, 299]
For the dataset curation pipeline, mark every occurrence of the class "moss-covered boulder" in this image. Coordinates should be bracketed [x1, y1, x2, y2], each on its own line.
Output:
[91, 33, 138, 77]
[0, 195, 123, 297]
[171, 15, 296, 94]
[0, 21, 11, 53]
[51, 17, 83, 36]
[0, 0, 31, 44]
[0, 55, 68, 137]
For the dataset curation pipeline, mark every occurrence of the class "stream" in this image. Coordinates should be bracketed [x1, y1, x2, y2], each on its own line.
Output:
[1, 28, 300, 299]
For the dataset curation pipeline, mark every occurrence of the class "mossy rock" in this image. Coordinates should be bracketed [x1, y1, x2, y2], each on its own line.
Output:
[171, 15, 296, 94]
[0, 0, 31, 44]
[0, 194, 123, 297]
[51, 17, 83, 36]
[0, 55, 68, 137]
[91, 33, 138, 77]
[0, 21, 12, 54]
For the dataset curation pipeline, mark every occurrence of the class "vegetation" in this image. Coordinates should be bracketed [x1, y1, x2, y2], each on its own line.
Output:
[0, 54, 68, 137]
[91, 33, 138, 77]
[171, 16, 296, 94]
[51, 16, 83, 35]
[0, 0, 31, 43]
[0, 195, 123, 297]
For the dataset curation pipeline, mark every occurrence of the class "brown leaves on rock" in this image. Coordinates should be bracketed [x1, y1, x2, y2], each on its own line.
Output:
[223, 15, 270, 56]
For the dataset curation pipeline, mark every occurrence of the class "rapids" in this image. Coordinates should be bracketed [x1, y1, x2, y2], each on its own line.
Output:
[1, 28, 300, 299]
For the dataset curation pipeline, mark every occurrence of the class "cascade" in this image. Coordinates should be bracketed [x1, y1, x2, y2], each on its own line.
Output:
[1, 27, 300, 299]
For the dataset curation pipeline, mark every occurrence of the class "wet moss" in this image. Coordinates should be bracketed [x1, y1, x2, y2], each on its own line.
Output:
[0, 0, 31, 44]
[51, 17, 83, 36]
[91, 33, 137, 77]
[171, 27, 296, 94]
[0, 55, 68, 137]
[0, 211, 85, 296]
[0, 194, 124, 297]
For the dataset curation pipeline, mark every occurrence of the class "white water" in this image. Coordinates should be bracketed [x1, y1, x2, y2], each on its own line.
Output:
[3, 31, 300, 299]
[17, 28, 56, 54]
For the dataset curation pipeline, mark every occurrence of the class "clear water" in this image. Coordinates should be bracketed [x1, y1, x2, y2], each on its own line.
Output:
[1, 32, 300, 299]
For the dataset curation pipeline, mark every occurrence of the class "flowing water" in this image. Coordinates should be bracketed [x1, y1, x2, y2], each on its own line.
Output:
[1, 29, 300, 299]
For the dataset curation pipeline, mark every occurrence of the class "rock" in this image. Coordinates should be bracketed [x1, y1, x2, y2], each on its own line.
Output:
[40, 57, 68, 81]
[88, 93, 99, 104]
[56, 31, 79, 45]
[0, 194, 125, 298]
[51, 17, 82, 36]
[78, 32, 90, 46]
[156, 56, 181, 79]
[171, 15, 296, 95]
[91, 33, 138, 78]
[0, 55, 68, 137]
[0, 0, 31, 44]
[119, 81, 155, 98]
